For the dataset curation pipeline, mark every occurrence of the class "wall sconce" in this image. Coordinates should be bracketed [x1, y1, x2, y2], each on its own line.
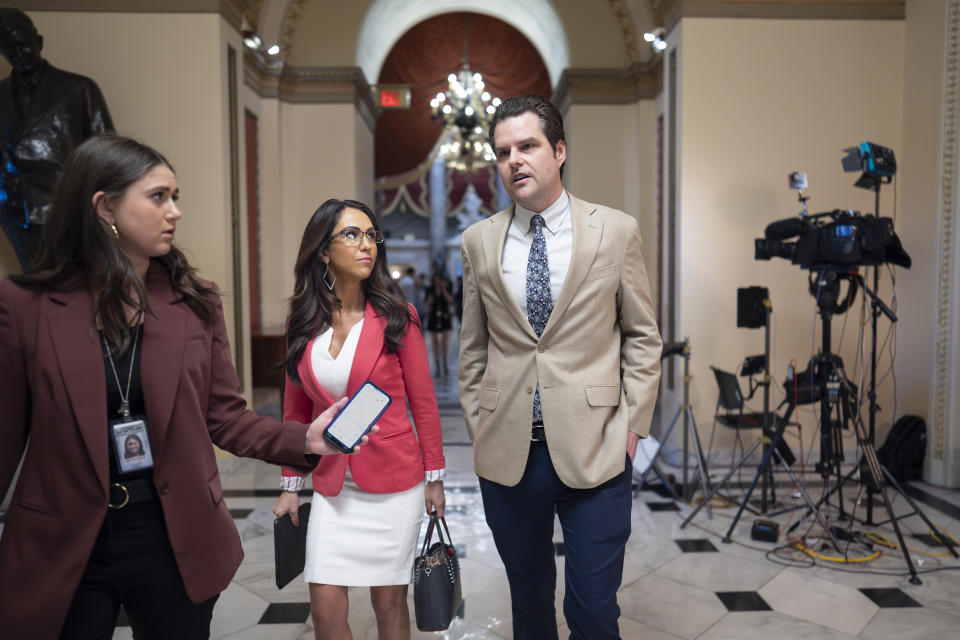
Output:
[643, 27, 667, 52]
[241, 18, 263, 50]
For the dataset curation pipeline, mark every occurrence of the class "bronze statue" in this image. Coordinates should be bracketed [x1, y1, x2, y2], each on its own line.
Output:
[0, 8, 114, 269]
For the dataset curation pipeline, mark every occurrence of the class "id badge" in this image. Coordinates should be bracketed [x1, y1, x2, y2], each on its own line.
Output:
[111, 416, 154, 474]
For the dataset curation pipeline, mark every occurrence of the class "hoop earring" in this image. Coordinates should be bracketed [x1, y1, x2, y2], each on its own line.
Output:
[323, 264, 336, 291]
[111, 224, 119, 240]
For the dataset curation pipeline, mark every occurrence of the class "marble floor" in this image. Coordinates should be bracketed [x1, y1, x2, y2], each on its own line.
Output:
[117, 355, 960, 640]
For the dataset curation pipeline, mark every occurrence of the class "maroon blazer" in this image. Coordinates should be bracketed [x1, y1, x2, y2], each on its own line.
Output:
[0, 264, 317, 639]
[282, 303, 445, 495]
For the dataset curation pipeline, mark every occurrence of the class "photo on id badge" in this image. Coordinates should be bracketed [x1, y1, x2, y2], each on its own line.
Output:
[112, 417, 154, 474]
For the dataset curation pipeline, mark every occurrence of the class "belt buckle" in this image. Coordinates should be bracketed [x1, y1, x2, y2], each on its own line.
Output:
[109, 482, 130, 509]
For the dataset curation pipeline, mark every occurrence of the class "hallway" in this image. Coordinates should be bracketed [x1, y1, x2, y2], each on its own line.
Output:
[106, 329, 960, 639]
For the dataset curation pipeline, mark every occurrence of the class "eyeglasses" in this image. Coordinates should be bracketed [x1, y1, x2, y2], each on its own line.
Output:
[327, 226, 384, 246]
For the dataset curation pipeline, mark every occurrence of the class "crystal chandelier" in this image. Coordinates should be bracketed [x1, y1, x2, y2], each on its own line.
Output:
[430, 63, 501, 173]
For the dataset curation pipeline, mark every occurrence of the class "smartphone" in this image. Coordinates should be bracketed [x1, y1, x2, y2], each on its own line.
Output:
[323, 381, 392, 453]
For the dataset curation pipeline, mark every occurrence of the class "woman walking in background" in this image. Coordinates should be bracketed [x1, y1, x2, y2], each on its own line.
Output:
[272, 198, 445, 640]
[425, 272, 454, 377]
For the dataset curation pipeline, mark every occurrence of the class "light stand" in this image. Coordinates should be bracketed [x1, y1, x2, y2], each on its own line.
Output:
[680, 296, 833, 546]
[637, 340, 714, 510]
[758, 296, 775, 511]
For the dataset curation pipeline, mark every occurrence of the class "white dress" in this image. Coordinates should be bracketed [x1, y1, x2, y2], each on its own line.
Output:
[302, 319, 425, 586]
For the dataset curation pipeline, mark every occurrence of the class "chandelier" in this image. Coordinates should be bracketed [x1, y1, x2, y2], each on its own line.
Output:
[430, 63, 501, 173]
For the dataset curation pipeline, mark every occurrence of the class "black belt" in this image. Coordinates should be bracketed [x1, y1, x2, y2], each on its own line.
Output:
[108, 478, 157, 509]
[532, 422, 546, 442]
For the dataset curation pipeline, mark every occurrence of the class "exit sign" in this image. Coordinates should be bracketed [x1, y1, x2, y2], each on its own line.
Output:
[377, 85, 411, 109]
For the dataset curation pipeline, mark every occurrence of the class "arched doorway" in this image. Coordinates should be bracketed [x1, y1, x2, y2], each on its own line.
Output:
[356, 0, 568, 87]
[373, 12, 551, 281]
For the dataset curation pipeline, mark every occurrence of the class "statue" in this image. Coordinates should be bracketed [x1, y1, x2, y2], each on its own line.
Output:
[0, 8, 114, 269]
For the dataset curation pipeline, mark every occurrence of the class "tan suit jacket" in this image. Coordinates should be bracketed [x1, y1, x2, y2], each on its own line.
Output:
[458, 193, 662, 489]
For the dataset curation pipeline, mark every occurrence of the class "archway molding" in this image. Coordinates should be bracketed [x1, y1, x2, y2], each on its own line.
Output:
[355, 0, 569, 88]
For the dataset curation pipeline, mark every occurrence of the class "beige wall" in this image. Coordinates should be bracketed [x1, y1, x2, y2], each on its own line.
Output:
[565, 101, 658, 297]
[671, 18, 906, 457]
[254, 101, 375, 333]
[553, 0, 633, 68]
[897, 0, 942, 416]
[1, 11, 251, 390]
[286, 0, 372, 68]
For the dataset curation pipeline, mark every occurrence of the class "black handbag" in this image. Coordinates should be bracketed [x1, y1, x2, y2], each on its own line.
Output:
[412, 512, 462, 631]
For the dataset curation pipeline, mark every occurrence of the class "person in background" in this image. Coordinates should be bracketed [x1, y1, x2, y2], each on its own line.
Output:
[272, 198, 445, 640]
[424, 271, 454, 377]
[397, 266, 417, 306]
[0, 135, 365, 639]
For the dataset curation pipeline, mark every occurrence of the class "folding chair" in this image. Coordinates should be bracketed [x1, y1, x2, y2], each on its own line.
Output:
[706, 365, 795, 470]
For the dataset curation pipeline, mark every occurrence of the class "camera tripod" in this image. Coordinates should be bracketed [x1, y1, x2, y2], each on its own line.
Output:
[682, 270, 859, 550]
[809, 359, 956, 583]
[636, 339, 715, 512]
[771, 276, 958, 580]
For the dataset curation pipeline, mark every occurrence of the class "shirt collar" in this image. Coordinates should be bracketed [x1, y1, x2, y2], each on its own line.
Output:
[514, 190, 569, 235]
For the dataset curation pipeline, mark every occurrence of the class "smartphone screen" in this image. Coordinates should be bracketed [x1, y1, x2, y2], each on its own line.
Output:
[323, 382, 392, 452]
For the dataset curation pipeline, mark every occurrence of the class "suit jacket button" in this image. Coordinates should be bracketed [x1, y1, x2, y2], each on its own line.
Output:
[526, 385, 533, 394]
[537, 345, 545, 353]
[159, 483, 169, 495]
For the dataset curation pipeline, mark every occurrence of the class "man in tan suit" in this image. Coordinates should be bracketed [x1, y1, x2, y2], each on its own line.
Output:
[459, 95, 662, 639]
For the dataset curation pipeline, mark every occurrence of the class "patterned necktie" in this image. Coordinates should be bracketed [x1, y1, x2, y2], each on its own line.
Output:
[526, 214, 553, 421]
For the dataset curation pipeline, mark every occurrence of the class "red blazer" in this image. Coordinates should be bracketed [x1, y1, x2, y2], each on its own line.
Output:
[282, 303, 444, 495]
[0, 265, 318, 639]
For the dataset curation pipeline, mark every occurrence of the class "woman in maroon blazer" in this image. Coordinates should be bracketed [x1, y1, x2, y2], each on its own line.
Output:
[0, 136, 359, 640]
[272, 199, 445, 639]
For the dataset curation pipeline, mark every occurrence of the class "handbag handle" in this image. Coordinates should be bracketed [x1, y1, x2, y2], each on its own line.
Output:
[418, 510, 454, 558]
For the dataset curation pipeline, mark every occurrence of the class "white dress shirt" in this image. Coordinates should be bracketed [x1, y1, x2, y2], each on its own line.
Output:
[501, 190, 573, 316]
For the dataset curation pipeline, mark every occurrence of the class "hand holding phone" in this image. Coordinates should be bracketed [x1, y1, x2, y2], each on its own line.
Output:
[322, 382, 392, 453]
[305, 397, 378, 455]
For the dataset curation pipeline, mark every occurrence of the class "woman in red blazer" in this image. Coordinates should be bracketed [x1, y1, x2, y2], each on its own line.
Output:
[272, 199, 445, 640]
[0, 136, 356, 640]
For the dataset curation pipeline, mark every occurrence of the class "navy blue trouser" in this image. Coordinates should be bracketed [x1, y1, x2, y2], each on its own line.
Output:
[479, 442, 632, 640]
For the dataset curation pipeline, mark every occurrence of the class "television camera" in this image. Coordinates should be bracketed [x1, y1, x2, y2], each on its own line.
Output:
[754, 209, 910, 271]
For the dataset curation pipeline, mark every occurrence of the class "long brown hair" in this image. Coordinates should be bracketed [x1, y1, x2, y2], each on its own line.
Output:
[281, 199, 413, 385]
[12, 135, 216, 353]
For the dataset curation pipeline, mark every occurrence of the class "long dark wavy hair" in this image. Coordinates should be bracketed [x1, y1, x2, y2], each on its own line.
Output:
[281, 199, 412, 385]
[12, 135, 217, 353]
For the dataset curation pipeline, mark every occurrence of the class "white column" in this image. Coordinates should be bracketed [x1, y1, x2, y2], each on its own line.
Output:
[429, 154, 448, 271]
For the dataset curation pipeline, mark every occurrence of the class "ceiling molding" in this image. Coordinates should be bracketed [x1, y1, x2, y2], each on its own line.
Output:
[608, 0, 642, 66]
[244, 56, 381, 132]
[278, 0, 307, 63]
[653, 0, 904, 32]
[553, 60, 663, 111]
[6, 0, 253, 31]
